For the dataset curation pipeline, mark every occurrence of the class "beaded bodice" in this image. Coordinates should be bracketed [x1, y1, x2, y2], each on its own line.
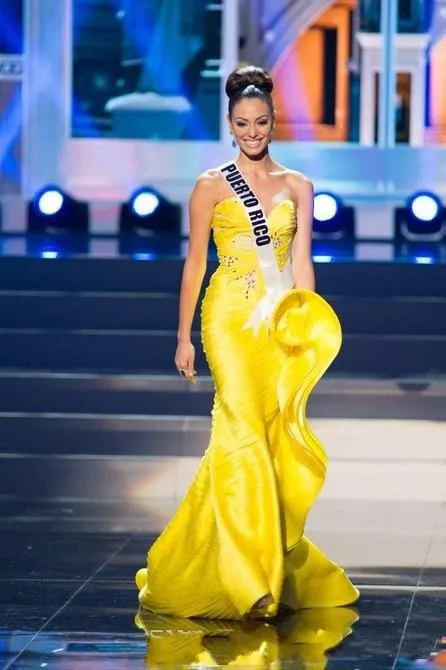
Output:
[211, 197, 297, 297]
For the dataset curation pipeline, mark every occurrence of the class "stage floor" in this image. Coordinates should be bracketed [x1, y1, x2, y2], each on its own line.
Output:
[0, 491, 445, 668]
[0, 238, 445, 667]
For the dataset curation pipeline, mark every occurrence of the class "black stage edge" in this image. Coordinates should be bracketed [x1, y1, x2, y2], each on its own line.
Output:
[0, 256, 445, 377]
[0, 254, 445, 501]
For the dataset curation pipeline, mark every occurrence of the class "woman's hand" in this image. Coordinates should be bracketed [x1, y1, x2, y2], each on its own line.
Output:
[175, 339, 197, 383]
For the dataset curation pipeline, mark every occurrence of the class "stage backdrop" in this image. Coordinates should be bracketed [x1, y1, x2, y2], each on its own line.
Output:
[19, 0, 446, 219]
[0, 0, 23, 195]
[71, 0, 222, 140]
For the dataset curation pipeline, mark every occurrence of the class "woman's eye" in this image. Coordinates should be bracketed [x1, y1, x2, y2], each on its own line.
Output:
[258, 120, 268, 126]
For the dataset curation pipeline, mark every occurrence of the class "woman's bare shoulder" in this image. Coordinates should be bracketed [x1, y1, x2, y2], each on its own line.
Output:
[281, 168, 313, 188]
[280, 169, 314, 203]
[191, 166, 232, 204]
[190, 169, 222, 203]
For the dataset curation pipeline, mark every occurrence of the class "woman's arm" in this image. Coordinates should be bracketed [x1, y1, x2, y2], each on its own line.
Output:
[289, 174, 315, 291]
[177, 174, 215, 344]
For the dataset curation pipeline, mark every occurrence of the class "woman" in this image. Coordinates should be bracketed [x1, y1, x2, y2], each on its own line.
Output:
[136, 65, 359, 620]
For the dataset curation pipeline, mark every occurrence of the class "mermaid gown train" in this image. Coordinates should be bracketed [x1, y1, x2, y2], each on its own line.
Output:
[136, 197, 359, 619]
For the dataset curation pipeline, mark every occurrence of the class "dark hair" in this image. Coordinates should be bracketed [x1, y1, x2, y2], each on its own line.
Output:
[225, 65, 274, 117]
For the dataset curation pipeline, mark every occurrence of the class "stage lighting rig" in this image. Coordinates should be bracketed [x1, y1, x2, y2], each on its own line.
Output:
[28, 186, 89, 234]
[119, 187, 182, 257]
[313, 192, 355, 240]
[27, 186, 89, 256]
[119, 187, 181, 236]
[395, 191, 445, 242]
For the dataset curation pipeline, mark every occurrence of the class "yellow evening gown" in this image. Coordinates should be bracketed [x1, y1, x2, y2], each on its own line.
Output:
[136, 197, 359, 619]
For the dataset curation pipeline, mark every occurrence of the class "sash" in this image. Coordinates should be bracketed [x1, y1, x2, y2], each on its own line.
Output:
[219, 161, 294, 335]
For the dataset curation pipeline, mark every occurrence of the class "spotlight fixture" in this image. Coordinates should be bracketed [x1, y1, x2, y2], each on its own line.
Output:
[409, 193, 441, 222]
[119, 187, 182, 256]
[395, 191, 445, 241]
[119, 187, 181, 236]
[131, 191, 160, 218]
[37, 189, 64, 215]
[314, 193, 339, 223]
[27, 186, 89, 256]
[28, 186, 89, 234]
[312, 192, 355, 239]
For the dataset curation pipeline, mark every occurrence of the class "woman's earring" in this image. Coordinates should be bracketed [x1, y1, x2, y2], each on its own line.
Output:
[232, 138, 237, 148]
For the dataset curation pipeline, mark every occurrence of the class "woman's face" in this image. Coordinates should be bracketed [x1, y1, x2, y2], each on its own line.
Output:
[229, 97, 274, 157]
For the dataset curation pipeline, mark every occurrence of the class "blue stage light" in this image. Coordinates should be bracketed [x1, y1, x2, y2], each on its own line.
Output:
[312, 192, 355, 242]
[131, 190, 160, 217]
[35, 188, 65, 216]
[313, 254, 334, 263]
[28, 186, 89, 238]
[119, 188, 181, 248]
[414, 255, 434, 264]
[133, 252, 156, 261]
[41, 250, 60, 259]
[408, 192, 441, 222]
[313, 193, 339, 222]
[395, 192, 445, 242]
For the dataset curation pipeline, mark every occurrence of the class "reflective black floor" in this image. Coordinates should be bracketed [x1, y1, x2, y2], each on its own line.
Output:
[1, 499, 445, 669]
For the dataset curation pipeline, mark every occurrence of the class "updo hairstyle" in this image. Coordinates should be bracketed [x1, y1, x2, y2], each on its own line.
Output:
[225, 65, 274, 118]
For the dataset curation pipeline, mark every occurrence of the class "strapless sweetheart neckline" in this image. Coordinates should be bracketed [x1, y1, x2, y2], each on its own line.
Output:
[214, 197, 295, 221]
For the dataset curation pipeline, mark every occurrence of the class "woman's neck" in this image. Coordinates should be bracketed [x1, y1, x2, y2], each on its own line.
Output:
[236, 151, 273, 175]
